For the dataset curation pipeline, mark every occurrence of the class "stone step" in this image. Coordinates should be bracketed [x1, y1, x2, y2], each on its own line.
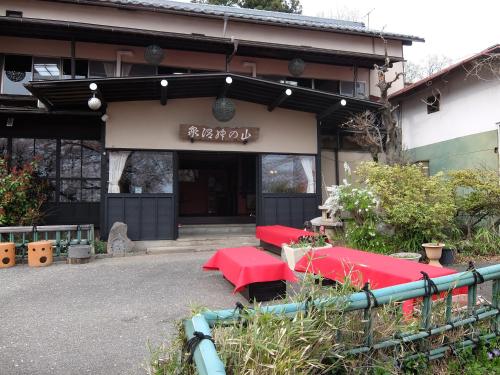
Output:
[146, 237, 259, 255]
[178, 224, 256, 236]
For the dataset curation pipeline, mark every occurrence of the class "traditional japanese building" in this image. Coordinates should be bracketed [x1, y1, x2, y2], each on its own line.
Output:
[0, 0, 423, 241]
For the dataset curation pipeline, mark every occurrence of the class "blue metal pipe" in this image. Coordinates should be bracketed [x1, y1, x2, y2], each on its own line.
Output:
[183, 315, 226, 375]
[203, 265, 500, 325]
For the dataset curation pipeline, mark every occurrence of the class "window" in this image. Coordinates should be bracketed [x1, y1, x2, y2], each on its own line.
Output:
[121, 63, 156, 77]
[0, 138, 7, 156]
[4, 138, 100, 202]
[33, 57, 61, 80]
[60, 140, 101, 202]
[414, 161, 430, 177]
[6, 10, 23, 17]
[12, 138, 35, 166]
[11, 138, 57, 201]
[314, 79, 339, 93]
[340, 81, 367, 98]
[2, 55, 33, 95]
[262, 154, 316, 194]
[108, 151, 173, 194]
[88, 60, 115, 78]
[62, 59, 89, 79]
[426, 94, 440, 114]
[259, 75, 313, 88]
[157, 66, 189, 75]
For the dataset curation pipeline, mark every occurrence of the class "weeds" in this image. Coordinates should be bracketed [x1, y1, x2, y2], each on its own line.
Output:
[149, 273, 497, 374]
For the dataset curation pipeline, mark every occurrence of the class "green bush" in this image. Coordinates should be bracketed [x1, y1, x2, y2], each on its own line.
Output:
[448, 169, 500, 238]
[344, 219, 394, 254]
[446, 338, 500, 375]
[454, 227, 500, 257]
[356, 162, 456, 251]
[93, 239, 108, 254]
[0, 158, 49, 226]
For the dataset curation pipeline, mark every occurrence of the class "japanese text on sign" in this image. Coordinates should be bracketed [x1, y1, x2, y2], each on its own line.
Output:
[179, 124, 259, 144]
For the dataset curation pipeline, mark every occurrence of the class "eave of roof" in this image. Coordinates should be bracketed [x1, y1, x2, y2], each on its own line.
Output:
[390, 44, 500, 100]
[24, 73, 382, 124]
[41, 0, 424, 44]
[0, 16, 403, 68]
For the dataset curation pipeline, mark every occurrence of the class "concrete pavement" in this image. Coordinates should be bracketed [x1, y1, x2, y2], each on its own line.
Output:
[0, 252, 245, 375]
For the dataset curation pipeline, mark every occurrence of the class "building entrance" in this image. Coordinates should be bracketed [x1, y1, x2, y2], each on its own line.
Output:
[178, 152, 256, 224]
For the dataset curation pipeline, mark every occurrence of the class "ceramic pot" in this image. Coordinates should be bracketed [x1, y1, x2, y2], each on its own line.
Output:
[422, 243, 445, 267]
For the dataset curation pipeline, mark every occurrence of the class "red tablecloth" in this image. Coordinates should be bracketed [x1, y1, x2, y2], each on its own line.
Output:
[256, 225, 316, 247]
[295, 247, 467, 315]
[203, 246, 298, 293]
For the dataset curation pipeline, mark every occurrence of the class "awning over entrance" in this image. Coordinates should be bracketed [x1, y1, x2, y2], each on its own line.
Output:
[25, 73, 381, 124]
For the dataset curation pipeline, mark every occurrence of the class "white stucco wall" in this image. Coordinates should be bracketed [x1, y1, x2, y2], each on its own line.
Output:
[106, 98, 317, 154]
[399, 70, 500, 149]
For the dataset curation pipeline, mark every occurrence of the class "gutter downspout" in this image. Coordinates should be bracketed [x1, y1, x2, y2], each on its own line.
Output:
[225, 37, 238, 72]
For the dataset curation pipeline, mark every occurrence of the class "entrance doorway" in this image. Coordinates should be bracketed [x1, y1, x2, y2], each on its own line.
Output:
[178, 152, 256, 224]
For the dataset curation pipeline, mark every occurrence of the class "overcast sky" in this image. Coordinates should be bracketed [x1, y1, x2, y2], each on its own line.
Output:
[301, 0, 499, 64]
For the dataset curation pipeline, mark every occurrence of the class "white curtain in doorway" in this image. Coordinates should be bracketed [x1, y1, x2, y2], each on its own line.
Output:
[120, 63, 133, 77]
[103, 62, 116, 78]
[108, 151, 130, 193]
[300, 156, 315, 193]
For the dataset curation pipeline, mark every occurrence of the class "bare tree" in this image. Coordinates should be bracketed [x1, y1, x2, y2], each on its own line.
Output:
[340, 110, 383, 161]
[317, 6, 362, 22]
[341, 36, 404, 165]
[463, 50, 500, 81]
[404, 54, 452, 84]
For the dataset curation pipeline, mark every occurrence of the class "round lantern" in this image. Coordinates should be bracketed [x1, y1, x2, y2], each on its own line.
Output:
[88, 95, 102, 111]
[5, 71, 26, 82]
[288, 58, 305, 77]
[144, 45, 165, 65]
[212, 97, 235, 122]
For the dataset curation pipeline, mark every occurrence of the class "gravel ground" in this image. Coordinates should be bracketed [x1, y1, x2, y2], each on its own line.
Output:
[0, 252, 246, 375]
[0, 253, 496, 375]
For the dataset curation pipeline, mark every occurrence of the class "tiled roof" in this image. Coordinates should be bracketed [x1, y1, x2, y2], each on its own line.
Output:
[390, 44, 500, 99]
[58, 0, 424, 42]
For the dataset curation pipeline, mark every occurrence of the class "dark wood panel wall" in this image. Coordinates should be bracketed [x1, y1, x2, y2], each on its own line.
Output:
[258, 195, 319, 228]
[106, 195, 175, 240]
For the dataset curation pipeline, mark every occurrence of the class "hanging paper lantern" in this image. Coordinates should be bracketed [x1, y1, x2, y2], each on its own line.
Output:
[144, 45, 165, 65]
[88, 95, 102, 111]
[288, 58, 305, 77]
[5, 71, 26, 82]
[212, 97, 235, 122]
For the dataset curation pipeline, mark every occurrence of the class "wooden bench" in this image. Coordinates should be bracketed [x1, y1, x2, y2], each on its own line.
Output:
[203, 246, 297, 302]
[256, 225, 317, 255]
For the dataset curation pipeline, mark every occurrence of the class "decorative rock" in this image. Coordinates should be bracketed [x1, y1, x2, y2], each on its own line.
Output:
[107, 222, 134, 256]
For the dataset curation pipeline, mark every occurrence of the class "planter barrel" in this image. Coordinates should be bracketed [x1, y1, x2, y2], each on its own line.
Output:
[281, 243, 333, 270]
[422, 243, 444, 267]
[0, 242, 16, 268]
[28, 241, 53, 267]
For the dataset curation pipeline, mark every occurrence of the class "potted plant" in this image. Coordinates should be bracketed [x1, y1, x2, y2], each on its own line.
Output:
[281, 235, 332, 270]
[422, 237, 446, 267]
[389, 252, 422, 262]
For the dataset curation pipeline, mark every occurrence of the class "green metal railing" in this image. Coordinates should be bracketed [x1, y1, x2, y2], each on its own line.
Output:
[184, 264, 500, 374]
[0, 224, 95, 259]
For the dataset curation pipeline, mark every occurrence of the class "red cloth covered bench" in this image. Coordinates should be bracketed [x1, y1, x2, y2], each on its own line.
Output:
[203, 246, 297, 302]
[256, 225, 317, 255]
[295, 247, 468, 315]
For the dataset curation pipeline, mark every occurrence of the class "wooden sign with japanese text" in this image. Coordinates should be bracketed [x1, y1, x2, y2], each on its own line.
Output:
[179, 124, 259, 144]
